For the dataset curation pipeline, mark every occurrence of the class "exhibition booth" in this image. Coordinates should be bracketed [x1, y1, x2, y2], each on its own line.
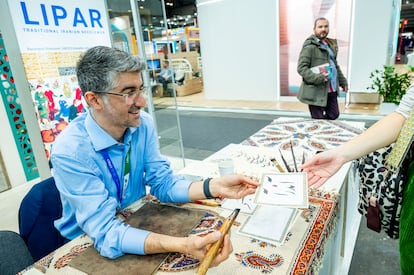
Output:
[0, 1, 406, 274]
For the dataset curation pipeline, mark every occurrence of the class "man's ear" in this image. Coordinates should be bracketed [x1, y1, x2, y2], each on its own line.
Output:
[84, 91, 103, 110]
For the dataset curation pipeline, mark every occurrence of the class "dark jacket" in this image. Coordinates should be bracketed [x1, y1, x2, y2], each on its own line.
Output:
[297, 35, 348, 107]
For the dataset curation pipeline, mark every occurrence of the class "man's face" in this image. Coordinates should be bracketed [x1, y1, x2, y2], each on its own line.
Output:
[314, 19, 329, 39]
[101, 72, 147, 130]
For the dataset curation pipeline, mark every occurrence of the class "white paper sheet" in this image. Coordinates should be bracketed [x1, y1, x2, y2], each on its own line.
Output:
[254, 172, 308, 208]
[238, 205, 298, 246]
[221, 194, 257, 214]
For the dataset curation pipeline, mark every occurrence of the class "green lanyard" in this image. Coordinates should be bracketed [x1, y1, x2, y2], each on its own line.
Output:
[122, 147, 131, 200]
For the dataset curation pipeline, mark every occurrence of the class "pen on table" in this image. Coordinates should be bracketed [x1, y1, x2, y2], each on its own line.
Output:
[270, 158, 286, 173]
[194, 200, 221, 207]
[290, 140, 298, 172]
[196, 208, 240, 275]
[300, 151, 306, 172]
[278, 149, 292, 172]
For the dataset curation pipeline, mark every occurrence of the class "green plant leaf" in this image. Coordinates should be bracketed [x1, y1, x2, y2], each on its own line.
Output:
[367, 65, 412, 104]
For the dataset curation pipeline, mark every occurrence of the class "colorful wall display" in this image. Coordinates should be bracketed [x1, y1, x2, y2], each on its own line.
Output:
[0, 36, 38, 181]
[6, 0, 111, 159]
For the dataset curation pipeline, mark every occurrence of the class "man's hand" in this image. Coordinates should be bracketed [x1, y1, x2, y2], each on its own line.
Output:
[144, 231, 232, 267]
[209, 175, 259, 199]
[186, 232, 232, 267]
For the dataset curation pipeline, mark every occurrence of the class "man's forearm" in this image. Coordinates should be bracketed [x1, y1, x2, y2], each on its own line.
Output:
[144, 233, 187, 254]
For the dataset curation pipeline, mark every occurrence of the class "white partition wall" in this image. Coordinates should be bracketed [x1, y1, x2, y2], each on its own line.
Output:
[197, 0, 278, 101]
[345, 0, 400, 93]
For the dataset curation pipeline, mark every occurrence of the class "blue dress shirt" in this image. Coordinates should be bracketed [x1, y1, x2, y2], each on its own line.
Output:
[51, 110, 191, 259]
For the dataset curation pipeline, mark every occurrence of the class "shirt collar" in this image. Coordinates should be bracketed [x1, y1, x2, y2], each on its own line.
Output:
[84, 111, 137, 151]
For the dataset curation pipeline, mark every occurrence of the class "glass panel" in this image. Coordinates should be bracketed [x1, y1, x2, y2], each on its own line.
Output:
[279, 0, 352, 97]
[108, 0, 186, 168]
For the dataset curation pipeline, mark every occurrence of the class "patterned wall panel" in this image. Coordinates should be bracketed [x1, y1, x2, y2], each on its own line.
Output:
[0, 36, 39, 181]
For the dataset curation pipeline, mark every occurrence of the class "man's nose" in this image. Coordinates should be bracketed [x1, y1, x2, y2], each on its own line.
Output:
[134, 92, 147, 106]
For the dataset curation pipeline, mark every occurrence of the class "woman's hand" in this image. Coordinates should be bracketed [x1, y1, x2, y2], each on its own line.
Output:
[301, 150, 347, 189]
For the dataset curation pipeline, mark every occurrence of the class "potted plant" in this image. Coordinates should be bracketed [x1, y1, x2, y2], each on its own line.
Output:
[367, 65, 412, 104]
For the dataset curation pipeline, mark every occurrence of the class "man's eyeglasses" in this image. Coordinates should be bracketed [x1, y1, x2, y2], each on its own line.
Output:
[96, 87, 149, 104]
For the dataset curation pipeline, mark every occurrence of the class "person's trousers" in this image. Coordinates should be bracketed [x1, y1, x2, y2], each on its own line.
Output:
[157, 76, 170, 92]
[308, 92, 339, 120]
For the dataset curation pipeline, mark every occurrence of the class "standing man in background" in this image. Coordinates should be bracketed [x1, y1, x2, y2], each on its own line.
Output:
[297, 17, 348, 120]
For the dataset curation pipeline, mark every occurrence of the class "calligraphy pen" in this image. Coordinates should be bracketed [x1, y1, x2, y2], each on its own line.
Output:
[300, 151, 306, 172]
[194, 199, 221, 207]
[290, 140, 298, 172]
[270, 158, 286, 173]
[196, 208, 240, 275]
[278, 149, 292, 172]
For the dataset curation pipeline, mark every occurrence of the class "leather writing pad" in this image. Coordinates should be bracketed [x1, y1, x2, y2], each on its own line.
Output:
[69, 202, 210, 274]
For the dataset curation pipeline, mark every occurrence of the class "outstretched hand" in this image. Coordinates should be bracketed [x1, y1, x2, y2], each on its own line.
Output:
[301, 150, 346, 189]
[211, 174, 259, 199]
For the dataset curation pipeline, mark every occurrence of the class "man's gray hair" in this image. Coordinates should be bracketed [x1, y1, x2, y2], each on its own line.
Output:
[76, 46, 146, 94]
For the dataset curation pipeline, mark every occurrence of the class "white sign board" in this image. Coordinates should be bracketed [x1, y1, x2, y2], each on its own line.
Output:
[8, 0, 111, 52]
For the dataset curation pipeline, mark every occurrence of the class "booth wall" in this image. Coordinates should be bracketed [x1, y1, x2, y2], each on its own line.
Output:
[348, 0, 400, 92]
[197, 0, 278, 101]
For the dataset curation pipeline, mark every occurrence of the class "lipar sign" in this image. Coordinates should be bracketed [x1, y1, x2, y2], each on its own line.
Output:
[20, 2, 103, 28]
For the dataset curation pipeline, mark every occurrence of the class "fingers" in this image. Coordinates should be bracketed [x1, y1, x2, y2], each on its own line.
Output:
[307, 173, 327, 189]
[210, 234, 233, 267]
[301, 156, 320, 170]
[309, 178, 326, 189]
[203, 231, 221, 246]
[242, 175, 260, 187]
[188, 232, 221, 259]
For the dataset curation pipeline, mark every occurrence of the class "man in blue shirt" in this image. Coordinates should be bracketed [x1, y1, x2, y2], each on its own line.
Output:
[156, 60, 174, 95]
[50, 46, 259, 266]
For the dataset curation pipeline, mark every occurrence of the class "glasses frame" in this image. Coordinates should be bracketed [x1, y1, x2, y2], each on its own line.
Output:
[95, 87, 149, 104]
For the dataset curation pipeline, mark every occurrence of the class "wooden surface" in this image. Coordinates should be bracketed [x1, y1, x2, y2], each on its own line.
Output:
[153, 91, 382, 116]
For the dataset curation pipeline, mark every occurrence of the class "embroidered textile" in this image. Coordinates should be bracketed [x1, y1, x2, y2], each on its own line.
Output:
[242, 118, 362, 152]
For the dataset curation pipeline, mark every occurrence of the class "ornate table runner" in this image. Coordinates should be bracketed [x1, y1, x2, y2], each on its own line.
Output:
[242, 118, 363, 152]
[21, 190, 337, 275]
[156, 189, 338, 274]
[68, 203, 210, 274]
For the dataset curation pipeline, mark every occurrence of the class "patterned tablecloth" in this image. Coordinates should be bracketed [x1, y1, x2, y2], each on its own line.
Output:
[20, 190, 338, 275]
[242, 117, 363, 152]
[20, 118, 364, 275]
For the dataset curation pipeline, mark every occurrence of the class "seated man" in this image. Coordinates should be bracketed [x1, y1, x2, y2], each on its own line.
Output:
[51, 46, 259, 267]
[156, 60, 174, 95]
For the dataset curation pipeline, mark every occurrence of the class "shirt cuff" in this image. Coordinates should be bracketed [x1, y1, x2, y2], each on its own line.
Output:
[173, 178, 192, 202]
[121, 227, 151, 255]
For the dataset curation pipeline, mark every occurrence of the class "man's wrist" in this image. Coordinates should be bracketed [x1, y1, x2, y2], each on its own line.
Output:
[203, 178, 215, 199]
